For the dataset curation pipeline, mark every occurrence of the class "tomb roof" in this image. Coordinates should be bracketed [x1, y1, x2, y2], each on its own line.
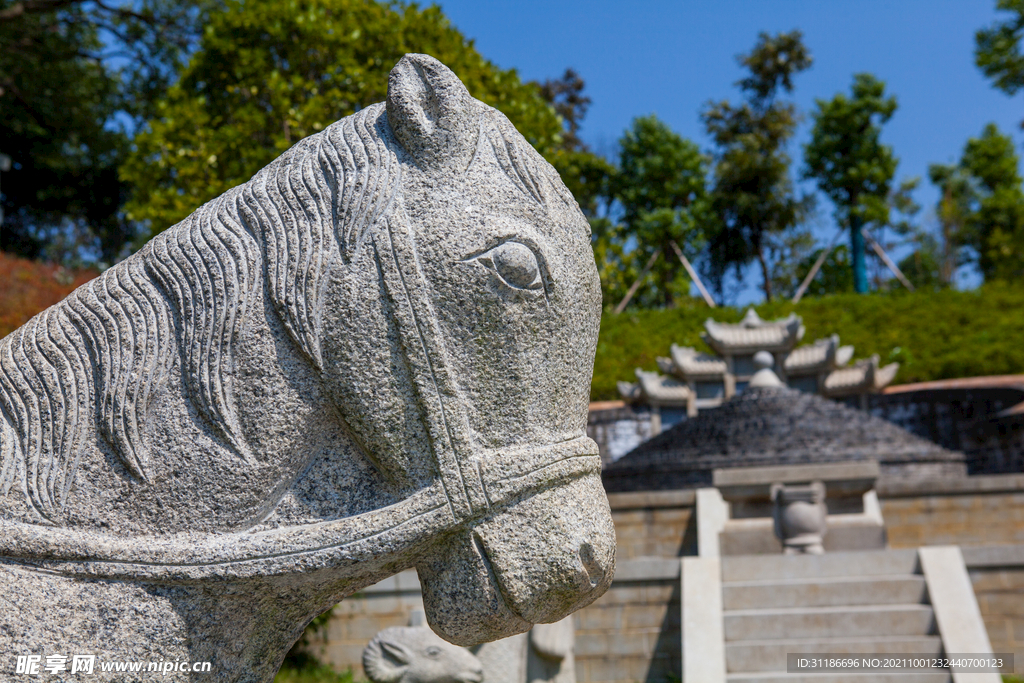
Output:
[783, 334, 855, 375]
[702, 309, 805, 354]
[823, 355, 900, 396]
[668, 344, 728, 379]
[603, 384, 965, 492]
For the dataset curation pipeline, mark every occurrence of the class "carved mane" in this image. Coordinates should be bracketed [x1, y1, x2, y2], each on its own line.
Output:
[0, 101, 571, 524]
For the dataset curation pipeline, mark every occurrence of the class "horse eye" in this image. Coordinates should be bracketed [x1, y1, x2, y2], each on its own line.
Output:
[474, 242, 542, 291]
[425, 646, 441, 657]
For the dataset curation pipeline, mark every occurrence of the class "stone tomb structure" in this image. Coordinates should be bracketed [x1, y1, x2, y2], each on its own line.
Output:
[319, 364, 1024, 683]
[617, 308, 900, 433]
[608, 366, 1006, 682]
[603, 371, 966, 494]
[0, 55, 615, 681]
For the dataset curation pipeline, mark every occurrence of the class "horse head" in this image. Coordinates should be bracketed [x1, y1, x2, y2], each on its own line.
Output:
[304, 54, 614, 643]
[0, 54, 613, 671]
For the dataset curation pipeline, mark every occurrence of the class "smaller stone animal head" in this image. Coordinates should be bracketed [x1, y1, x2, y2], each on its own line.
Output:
[364, 626, 485, 683]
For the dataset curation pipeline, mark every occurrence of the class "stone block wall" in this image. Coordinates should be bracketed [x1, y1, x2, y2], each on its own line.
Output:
[607, 491, 696, 560]
[970, 567, 1024, 672]
[313, 573, 425, 677]
[879, 475, 1024, 548]
[573, 579, 680, 683]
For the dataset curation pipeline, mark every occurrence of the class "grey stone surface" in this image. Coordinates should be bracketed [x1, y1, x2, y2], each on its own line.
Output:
[918, 547, 1000, 683]
[603, 385, 967, 493]
[365, 619, 575, 683]
[721, 549, 921, 582]
[364, 626, 484, 683]
[0, 54, 614, 681]
[771, 481, 828, 555]
[681, 556, 726, 683]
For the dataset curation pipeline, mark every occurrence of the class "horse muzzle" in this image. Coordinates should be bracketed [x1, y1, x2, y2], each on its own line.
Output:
[415, 452, 615, 646]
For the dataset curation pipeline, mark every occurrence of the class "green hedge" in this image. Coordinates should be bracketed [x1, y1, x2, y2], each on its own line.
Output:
[591, 282, 1024, 401]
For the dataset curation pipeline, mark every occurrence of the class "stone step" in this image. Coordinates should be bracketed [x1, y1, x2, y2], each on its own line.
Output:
[726, 672, 950, 683]
[724, 604, 936, 641]
[725, 635, 944, 673]
[723, 575, 928, 610]
[722, 549, 919, 583]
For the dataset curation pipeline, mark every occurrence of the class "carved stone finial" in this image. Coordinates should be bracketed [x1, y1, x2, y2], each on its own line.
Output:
[748, 350, 783, 388]
[771, 481, 828, 554]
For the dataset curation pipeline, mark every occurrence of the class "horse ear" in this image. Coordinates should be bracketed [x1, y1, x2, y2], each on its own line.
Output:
[386, 53, 478, 171]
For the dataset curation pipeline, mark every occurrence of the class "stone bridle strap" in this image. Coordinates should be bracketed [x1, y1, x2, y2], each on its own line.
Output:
[0, 206, 600, 581]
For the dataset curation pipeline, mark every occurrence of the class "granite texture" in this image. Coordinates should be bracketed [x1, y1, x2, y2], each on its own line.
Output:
[0, 53, 614, 681]
[366, 618, 575, 683]
[364, 627, 484, 683]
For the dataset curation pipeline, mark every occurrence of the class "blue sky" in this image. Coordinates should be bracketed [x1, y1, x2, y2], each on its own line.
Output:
[437, 0, 1023, 303]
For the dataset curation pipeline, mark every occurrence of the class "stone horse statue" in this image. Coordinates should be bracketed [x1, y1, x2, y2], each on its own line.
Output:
[0, 54, 614, 681]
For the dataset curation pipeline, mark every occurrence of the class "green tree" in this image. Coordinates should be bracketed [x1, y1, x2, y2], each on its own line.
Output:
[925, 124, 1024, 283]
[537, 68, 616, 220]
[539, 68, 590, 153]
[897, 233, 944, 289]
[793, 244, 855, 297]
[803, 73, 898, 294]
[0, 0, 208, 263]
[599, 115, 710, 310]
[927, 162, 975, 285]
[962, 124, 1024, 279]
[702, 30, 813, 301]
[122, 0, 563, 238]
[976, 0, 1024, 127]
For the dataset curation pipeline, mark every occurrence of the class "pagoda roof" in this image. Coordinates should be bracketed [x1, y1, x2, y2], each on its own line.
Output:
[633, 369, 691, 406]
[602, 385, 965, 491]
[668, 344, 728, 380]
[823, 355, 900, 396]
[702, 309, 805, 354]
[784, 335, 855, 376]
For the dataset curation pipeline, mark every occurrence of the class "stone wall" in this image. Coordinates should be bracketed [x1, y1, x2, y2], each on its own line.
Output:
[607, 491, 696, 560]
[573, 574, 679, 683]
[970, 566, 1024, 671]
[314, 475, 1024, 683]
[570, 493, 694, 683]
[878, 475, 1024, 672]
[313, 571, 425, 675]
[870, 381, 1024, 475]
[879, 474, 1024, 548]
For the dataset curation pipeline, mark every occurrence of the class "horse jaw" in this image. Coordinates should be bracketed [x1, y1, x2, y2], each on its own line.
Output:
[415, 474, 616, 646]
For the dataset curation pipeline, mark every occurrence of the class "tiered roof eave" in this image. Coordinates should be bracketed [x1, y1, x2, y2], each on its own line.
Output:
[616, 309, 900, 408]
[702, 313, 806, 355]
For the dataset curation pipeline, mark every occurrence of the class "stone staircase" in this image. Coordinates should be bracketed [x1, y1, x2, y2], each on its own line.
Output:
[720, 549, 951, 683]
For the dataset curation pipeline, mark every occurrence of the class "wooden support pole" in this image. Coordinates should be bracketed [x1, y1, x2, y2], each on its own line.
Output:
[792, 229, 844, 304]
[669, 240, 716, 308]
[613, 247, 661, 314]
[861, 227, 915, 292]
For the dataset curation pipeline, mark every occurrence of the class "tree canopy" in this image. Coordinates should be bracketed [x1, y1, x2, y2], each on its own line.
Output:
[703, 30, 813, 301]
[0, 0, 206, 263]
[950, 123, 1024, 281]
[592, 115, 711, 310]
[803, 73, 898, 293]
[121, 0, 564, 238]
[976, 0, 1024, 127]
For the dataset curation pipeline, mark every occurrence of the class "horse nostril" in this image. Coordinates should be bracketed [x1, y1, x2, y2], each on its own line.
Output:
[578, 542, 603, 588]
